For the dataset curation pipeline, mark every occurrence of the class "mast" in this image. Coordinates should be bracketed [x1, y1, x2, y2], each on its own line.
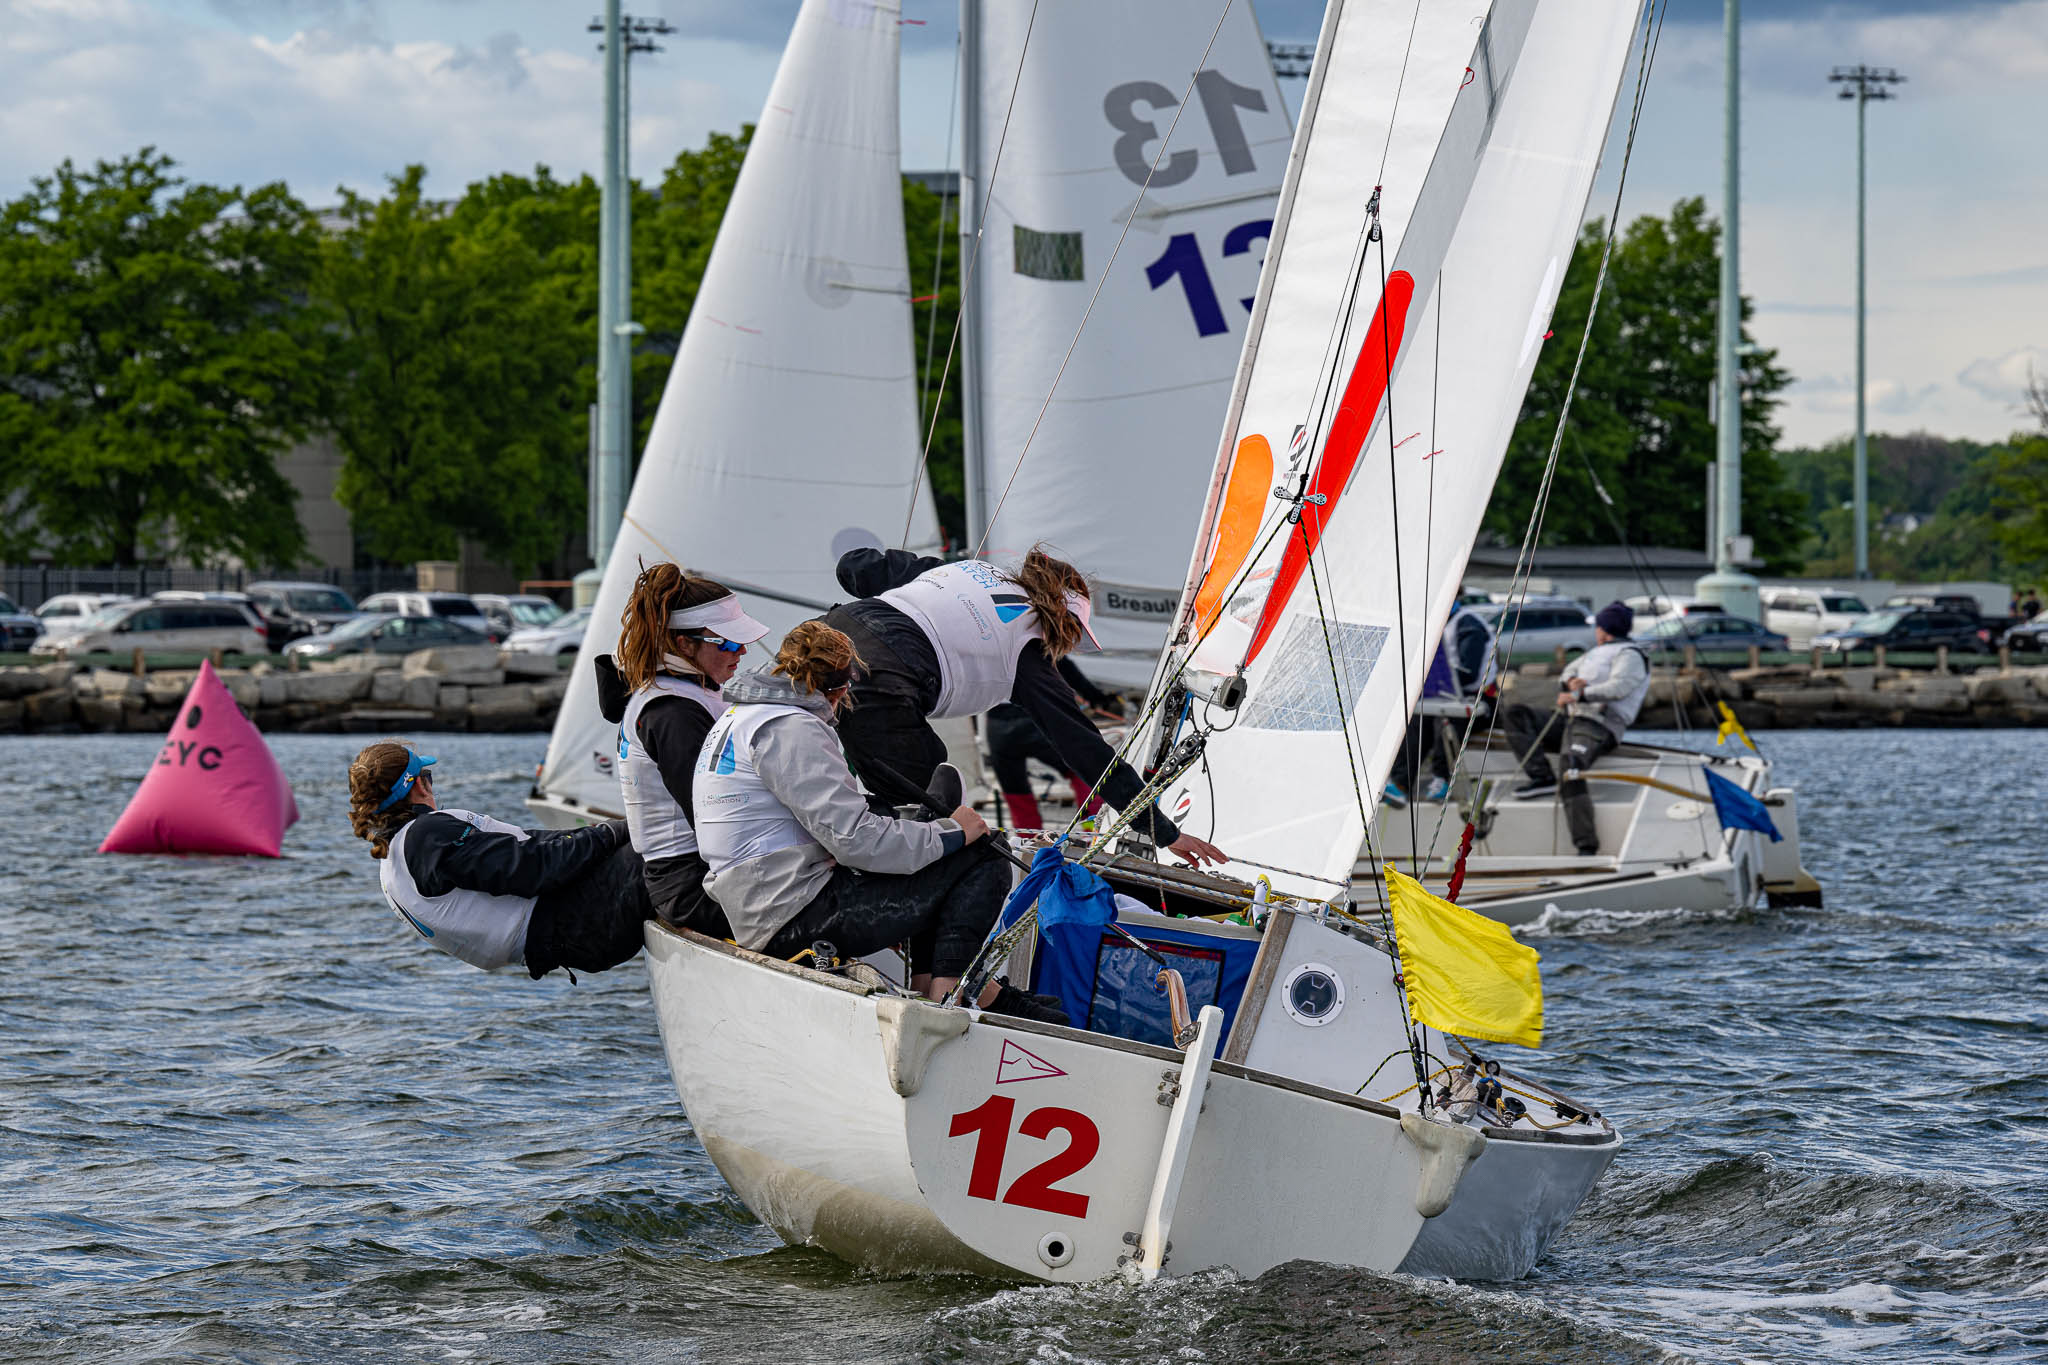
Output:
[957, 0, 987, 552]
[593, 0, 627, 580]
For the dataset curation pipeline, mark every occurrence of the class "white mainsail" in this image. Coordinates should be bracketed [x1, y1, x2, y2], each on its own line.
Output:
[534, 0, 939, 819]
[962, 0, 1291, 689]
[1146, 0, 1646, 888]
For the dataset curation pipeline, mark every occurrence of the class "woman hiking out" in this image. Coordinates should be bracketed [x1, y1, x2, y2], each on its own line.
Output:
[693, 622, 1065, 1022]
[347, 742, 648, 980]
[825, 545, 1225, 868]
[594, 562, 768, 937]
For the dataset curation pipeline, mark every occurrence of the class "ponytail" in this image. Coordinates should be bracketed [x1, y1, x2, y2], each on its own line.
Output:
[619, 561, 730, 692]
[772, 622, 863, 709]
[1007, 545, 1090, 661]
[348, 740, 416, 858]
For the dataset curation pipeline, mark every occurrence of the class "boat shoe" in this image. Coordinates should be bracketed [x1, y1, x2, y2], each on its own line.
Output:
[984, 978, 1070, 1027]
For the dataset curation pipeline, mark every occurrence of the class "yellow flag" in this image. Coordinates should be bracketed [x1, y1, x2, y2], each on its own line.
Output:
[1716, 701, 1757, 752]
[1384, 863, 1543, 1048]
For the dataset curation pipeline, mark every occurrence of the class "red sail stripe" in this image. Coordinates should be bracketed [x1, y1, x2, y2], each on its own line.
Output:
[1244, 269, 1415, 664]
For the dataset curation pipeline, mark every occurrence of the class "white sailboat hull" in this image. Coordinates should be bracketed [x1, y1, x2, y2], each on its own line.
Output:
[1371, 743, 1819, 927]
[644, 923, 1469, 1282]
[1397, 1124, 1620, 1280]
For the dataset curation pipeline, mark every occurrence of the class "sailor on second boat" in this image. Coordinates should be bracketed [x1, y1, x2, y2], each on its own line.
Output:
[595, 561, 768, 938]
[1504, 601, 1651, 856]
[695, 622, 1066, 1022]
[826, 545, 1226, 868]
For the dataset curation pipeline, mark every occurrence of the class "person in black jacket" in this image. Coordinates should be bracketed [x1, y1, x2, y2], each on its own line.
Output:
[593, 562, 766, 936]
[824, 546, 1225, 868]
[347, 742, 651, 979]
[986, 656, 1122, 831]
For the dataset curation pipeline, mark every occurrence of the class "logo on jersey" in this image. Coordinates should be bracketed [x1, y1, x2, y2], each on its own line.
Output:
[991, 592, 1031, 625]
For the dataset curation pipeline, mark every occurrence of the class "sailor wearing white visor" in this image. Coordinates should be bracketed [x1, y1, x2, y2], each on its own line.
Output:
[594, 563, 772, 937]
[824, 544, 1227, 869]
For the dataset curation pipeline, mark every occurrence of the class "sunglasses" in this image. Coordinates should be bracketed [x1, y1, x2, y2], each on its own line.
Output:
[684, 631, 746, 654]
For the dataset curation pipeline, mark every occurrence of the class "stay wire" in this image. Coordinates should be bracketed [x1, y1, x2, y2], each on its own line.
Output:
[899, 0, 1042, 550]
[974, 0, 1238, 559]
[1424, 0, 1671, 867]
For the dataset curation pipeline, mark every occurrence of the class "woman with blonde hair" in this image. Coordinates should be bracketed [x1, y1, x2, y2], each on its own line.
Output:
[824, 545, 1225, 867]
[594, 561, 768, 935]
[693, 622, 1066, 1021]
[347, 742, 649, 979]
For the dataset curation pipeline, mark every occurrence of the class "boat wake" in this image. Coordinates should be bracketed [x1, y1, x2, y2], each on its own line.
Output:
[1512, 901, 1759, 940]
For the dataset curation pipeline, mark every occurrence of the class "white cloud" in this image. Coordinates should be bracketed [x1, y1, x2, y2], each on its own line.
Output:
[1958, 346, 2048, 406]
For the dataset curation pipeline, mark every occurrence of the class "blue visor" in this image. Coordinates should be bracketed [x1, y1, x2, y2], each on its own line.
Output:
[376, 751, 437, 812]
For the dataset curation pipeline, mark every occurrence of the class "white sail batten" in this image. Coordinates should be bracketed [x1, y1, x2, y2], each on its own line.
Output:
[536, 0, 938, 817]
[967, 1, 1291, 689]
[1152, 0, 1646, 889]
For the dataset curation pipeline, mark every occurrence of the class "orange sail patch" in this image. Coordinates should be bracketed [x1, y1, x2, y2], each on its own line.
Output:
[1192, 433, 1274, 639]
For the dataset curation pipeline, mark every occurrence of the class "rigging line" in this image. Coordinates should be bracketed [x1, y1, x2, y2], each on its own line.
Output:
[1304, 546, 1427, 1097]
[898, 0, 1043, 550]
[1426, 0, 1671, 860]
[1364, 196, 1425, 881]
[912, 27, 963, 455]
[973, 0, 1239, 560]
[1371, 0, 1428, 190]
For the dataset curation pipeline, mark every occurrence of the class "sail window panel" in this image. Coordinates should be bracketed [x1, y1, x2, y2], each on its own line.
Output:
[1012, 225, 1085, 282]
[1239, 618, 1391, 732]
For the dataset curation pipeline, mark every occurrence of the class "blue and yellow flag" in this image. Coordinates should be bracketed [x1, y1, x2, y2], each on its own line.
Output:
[1716, 701, 1757, 752]
[1384, 864, 1543, 1048]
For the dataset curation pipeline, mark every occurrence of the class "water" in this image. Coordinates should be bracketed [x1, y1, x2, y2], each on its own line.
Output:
[3, 729, 2044, 1362]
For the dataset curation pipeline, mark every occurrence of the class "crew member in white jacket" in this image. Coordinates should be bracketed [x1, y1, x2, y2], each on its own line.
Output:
[695, 622, 1066, 1023]
[1501, 601, 1651, 856]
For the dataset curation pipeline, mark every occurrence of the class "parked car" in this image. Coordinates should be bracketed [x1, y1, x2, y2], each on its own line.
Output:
[30, 598, 266, 657]
[1813, 608, 1994, 655]
[1639, 613, 1788, 655]
[246, 581, 360, 647]
[0, 592, 42, 652]
[356, 591, 497, 641]
[1469, 598, 1596, 658]
[503, 605, 593, 663]
[1622, 594, 1728, 631]
[2002, 611, 2048, 654]
[282, 612, 492, 660]
[473, 593, 564, 639]
[35, 593, 135, 640]
[1762, 588, 1872, 650]
[1881, 592, 1984, 617]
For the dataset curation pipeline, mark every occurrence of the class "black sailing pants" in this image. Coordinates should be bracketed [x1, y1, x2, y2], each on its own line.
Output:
[760, 843, 1006, 980]
[523, 844, 655, 979]
[1502, 704, 1618, 857]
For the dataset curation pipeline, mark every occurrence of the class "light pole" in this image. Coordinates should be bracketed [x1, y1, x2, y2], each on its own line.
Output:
[1697, 0, 1760, 620]
[1828, 64, 1903, 581]
[577, 6, 673, 606]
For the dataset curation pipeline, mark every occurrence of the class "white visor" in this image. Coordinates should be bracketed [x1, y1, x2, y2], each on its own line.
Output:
[669, 593, 771, 644]
[1064, 591, 1102, 652]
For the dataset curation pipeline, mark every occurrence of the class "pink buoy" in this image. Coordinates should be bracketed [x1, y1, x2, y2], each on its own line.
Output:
[99, 660, 300, 857]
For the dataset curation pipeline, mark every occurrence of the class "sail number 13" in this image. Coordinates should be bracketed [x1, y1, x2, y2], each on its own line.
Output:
[947, 1095, 1098, 1218]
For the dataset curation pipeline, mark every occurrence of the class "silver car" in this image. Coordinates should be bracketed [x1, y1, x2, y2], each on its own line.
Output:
[30, 598, 266, 657]
[1469, 598, 1596, 659]
[502, 605, 593, 663]
[357, 591, 496, 641]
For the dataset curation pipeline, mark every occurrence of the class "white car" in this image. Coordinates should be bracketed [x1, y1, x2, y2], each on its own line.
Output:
[1622, 594, 1727, 629]
[34, 593, 135, 640]
[503, 605, 593, 663]
[1468, 597, 1596, 659]
[30, 597, 266, 657]
[357, 591, 496, 641]
[473, 593, 565, 639]
[1762, 588, 1873, 650]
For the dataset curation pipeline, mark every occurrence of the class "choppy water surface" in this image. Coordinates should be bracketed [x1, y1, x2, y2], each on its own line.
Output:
[2, 729, 2044, 1362]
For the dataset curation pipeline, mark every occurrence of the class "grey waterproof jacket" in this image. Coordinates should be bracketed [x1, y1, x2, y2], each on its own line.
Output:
[700, 670, 963, 947]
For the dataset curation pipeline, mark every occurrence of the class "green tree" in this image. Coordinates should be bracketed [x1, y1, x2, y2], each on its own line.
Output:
[1487, 197, 1806, 572]
[1988, 377, 2048, 578]
[903, 175, 963, 543]
[0, 149, 325, 565]
[1778, 431, 2008, 580]
[320, 165, 588, 573]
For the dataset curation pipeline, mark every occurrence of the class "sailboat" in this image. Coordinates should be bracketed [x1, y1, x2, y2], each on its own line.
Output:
[645, 0, 1646, 1283]
[525, 0, 941, 828]
[958, 1, 1291, 690]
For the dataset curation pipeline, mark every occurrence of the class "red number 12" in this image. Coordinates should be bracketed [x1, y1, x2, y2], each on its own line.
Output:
[947, 1095, 1100, 1218]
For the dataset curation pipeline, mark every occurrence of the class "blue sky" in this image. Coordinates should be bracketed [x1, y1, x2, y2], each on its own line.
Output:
[3, 0, 2041, 449]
